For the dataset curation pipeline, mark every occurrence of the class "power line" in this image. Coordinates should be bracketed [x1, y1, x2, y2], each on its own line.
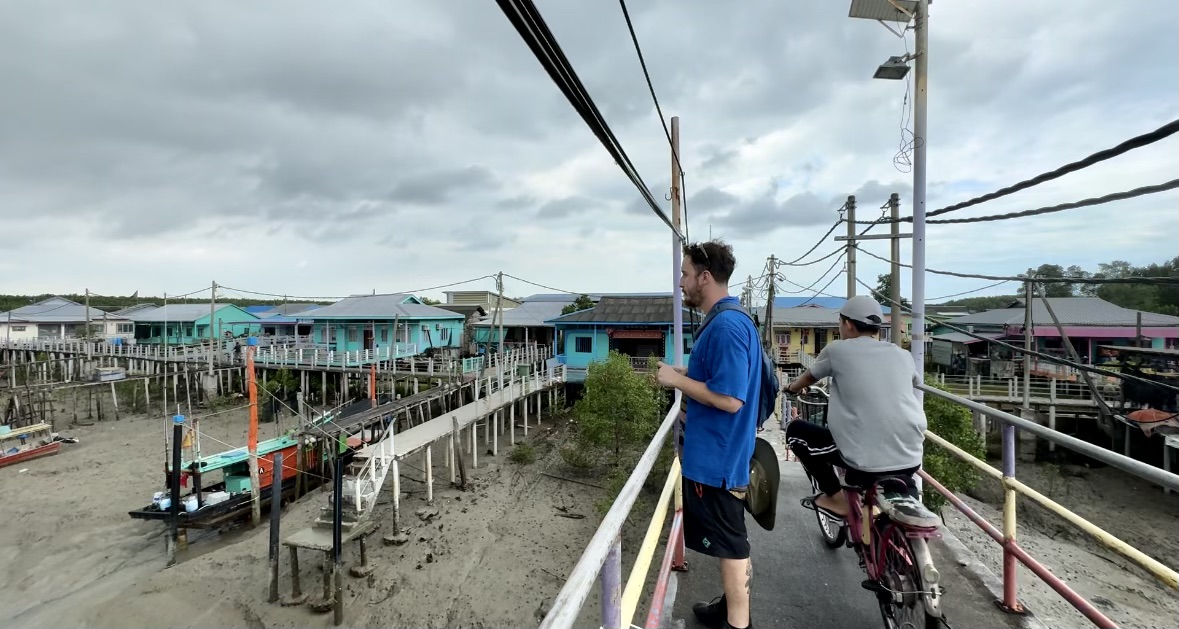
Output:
[796, 269, 845, 307]
[852, 276, 1179, 396]
[852, 245, 1179, 286]
[775, 246, 846, 268]
[777, 251, 847, 297]
[496, 0, 682, 241]
[501, 273, 584, 296]
[927, 280, 1014, 302]
[855, 119, 1179, 224]
[617, 0, 688, 242]
[776, 215, 846, 266]
[925, 179, 1179, 225]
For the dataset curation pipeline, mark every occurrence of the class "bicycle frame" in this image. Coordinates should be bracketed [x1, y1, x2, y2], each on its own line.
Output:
[842, 477, 944, 617]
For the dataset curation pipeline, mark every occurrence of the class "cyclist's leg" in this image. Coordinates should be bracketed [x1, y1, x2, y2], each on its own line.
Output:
[784, 420, 848, 516]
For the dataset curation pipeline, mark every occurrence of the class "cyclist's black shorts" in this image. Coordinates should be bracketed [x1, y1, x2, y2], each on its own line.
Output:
[683, 477, 750, 560]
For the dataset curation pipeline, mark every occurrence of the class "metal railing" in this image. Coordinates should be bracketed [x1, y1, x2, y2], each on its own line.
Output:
[918, 383, 1179, 629]
[539, 396, 683, 629]
[935, 373, 1118, 401]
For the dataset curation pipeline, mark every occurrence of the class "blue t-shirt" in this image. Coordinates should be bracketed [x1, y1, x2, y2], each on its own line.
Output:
[681, 296, 761, 489]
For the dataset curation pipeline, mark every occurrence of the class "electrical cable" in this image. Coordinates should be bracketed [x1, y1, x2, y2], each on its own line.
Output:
[855, 119, 1179, 224]
[501, 273, 585, 296]
[497, 0, 682, 240]
[924, 179, 1179, 225]
[927, 280, 1014, 303]
[776, 215, 846, 266]
[617, 0, 689, 242]
[852, 245, 1179, 285]
[777, 251, 847, 296]
[218, 276, 497, 302]
[775, 246, 847, 268]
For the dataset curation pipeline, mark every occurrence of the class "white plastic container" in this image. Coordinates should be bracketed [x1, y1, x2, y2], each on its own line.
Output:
[158, 496, 171, 511]
[183, 496, 199, 512]
[204, 491, 230, 506]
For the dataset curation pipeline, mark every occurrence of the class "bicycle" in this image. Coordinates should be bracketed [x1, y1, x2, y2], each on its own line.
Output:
[782, 388, 945, 629]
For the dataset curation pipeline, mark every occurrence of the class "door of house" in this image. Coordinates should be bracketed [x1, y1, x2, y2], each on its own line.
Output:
[363, 328, 374, 351]
[815, 329, 829, 353]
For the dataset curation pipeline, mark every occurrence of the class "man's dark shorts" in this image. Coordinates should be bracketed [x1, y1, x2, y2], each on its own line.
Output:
[683, 477, 750, 560]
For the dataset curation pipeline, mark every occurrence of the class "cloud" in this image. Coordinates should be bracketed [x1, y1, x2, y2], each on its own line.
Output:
[0, 0, 1172, 305]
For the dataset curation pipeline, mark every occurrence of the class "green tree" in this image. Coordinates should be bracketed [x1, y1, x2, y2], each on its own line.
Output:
[418, 296, 442, 305]
[921, 377, 985, 512]
[1033, 264, 1073, 298]
[873, 273, 910, 308]
[561, 294, 595, 316]
[571, 351, 664, 462]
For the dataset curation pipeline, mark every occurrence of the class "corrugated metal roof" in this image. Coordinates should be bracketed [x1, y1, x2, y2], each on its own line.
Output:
[550, 296, 701, 325]
[472, 301, 570, 327]
[436, 304, 487, 318]
[771, 296, 892, 314]
[260, 303, 321, 317]
[122, 303, 255, 322]
[1, 297, 126, 323]
[931, 332, 1002, 344]
[950, 298, 1179, 327]
[771, 306, 842, 327]
[307, 294, 464, 320]
[113, 303, 158, 316]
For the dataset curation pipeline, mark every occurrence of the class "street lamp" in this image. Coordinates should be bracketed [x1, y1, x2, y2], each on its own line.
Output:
[849, 0, 929, 379]
[873, 55, 911, 80]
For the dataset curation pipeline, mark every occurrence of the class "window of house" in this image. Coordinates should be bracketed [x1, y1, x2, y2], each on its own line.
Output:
[347, 327, 358, 342]
[776, 332, 791, 345]
[11, 326, 26, 332]
[574, 336, 593, 353]
[117, 323, 134, 333]
[440, 328, 451, 344]
[801, 330, 810, 346]
[379, 328, 388, 342]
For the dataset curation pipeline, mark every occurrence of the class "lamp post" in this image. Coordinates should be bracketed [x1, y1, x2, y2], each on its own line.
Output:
[848, 0, 928, 383]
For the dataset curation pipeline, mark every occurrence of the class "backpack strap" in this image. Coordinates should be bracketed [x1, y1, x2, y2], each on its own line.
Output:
[698, 301, 754, 335]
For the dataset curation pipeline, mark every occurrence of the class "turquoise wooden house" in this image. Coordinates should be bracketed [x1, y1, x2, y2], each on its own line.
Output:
[305, 293, 465, 356]
[547, 296, 701, 382]
[125, 304, 260, 345]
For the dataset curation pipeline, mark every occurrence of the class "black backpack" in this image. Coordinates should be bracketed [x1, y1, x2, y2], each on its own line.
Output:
[696, 302, 780, 429]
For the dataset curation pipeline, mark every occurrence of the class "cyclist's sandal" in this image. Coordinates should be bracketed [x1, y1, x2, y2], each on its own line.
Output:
[878, 492, 941, 528]
[800, 493, 847, 521]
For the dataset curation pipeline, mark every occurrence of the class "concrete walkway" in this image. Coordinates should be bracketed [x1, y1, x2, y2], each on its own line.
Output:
[668, 422, 1032, 629]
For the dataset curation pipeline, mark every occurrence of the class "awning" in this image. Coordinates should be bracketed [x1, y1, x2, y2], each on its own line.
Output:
[607, 329, 664, 340]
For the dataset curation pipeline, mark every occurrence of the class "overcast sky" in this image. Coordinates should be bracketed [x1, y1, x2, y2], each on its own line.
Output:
[1, 0, 1175, 305]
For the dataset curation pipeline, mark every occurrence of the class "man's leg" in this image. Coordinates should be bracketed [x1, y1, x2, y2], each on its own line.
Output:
[720, 557, 751, 628]
[785, 420, 848, 516]
[683, 479, 753, 629]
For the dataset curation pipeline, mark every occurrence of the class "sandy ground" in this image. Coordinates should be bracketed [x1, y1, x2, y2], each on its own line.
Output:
[1, 403, 648, 628]
[942, 460, 1179, 629]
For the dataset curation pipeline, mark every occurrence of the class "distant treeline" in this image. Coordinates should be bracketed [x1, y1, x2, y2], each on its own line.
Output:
[941, 258, 1178, 316]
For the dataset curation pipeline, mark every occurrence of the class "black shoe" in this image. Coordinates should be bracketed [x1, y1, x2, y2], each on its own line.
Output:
[692, 594, 727, 629]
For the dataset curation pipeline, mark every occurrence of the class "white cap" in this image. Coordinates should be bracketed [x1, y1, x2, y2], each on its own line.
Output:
[839, 295, 885, 326]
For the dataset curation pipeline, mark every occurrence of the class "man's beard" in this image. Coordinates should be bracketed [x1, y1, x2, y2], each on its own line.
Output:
[682, 288, 700, 308]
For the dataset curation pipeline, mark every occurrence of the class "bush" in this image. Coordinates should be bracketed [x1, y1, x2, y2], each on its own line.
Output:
[509, 443, 536, 465]
[572, 351, 663, 465]
[922, 376, 985, 512]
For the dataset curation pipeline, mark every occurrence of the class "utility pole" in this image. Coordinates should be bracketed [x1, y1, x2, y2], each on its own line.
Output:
[208, 281, 217, 377]
[85, 288, 93, 358]
[762, 256, 776, 354]
[494, 272, 505, 357]
[670, 116, 684, 368]
[1022, 270, 1033, 412]
[910, 0, 930, 384]
[889, 193, 903, 347]
[845, 195, 857, 298]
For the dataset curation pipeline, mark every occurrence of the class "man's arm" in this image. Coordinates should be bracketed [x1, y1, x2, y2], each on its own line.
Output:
[785, 370, 817, 395]
[657, 364, 744, 413]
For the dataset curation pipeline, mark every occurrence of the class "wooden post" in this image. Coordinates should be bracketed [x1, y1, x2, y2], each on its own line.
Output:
[452, 417, 466, 489]
[110, 381, 120, 421]
[269, 451, 284, 603]
[248, 339, 261, 526]
[425, 444, 434, 504]
[168, 416, 184, 567]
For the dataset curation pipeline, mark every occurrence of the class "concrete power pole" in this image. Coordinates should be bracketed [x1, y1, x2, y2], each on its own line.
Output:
[845, 195, 857, 298]
[762, 256, 776, 355]
[889, 193, 903, 347]
[85, 288, 93, 359]
[910, 0, 930, 383]
[494, 272, 505, 357]
[670, 116, 684, 368]
[208, 281, 217, 377]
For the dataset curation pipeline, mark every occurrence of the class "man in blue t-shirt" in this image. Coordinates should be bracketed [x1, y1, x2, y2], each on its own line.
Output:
[656, 239, 760, 629]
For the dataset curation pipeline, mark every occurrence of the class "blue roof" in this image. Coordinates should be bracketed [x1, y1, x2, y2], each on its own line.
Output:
[244, 305, 276, 314]
[772, 296, 892, 314]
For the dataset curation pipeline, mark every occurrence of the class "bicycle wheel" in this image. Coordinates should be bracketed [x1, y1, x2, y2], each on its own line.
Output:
[806, 472, 846, 549]
[876, 527, 940, 629]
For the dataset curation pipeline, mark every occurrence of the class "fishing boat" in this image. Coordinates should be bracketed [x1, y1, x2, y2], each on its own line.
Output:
[0, 423, 61, 469]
